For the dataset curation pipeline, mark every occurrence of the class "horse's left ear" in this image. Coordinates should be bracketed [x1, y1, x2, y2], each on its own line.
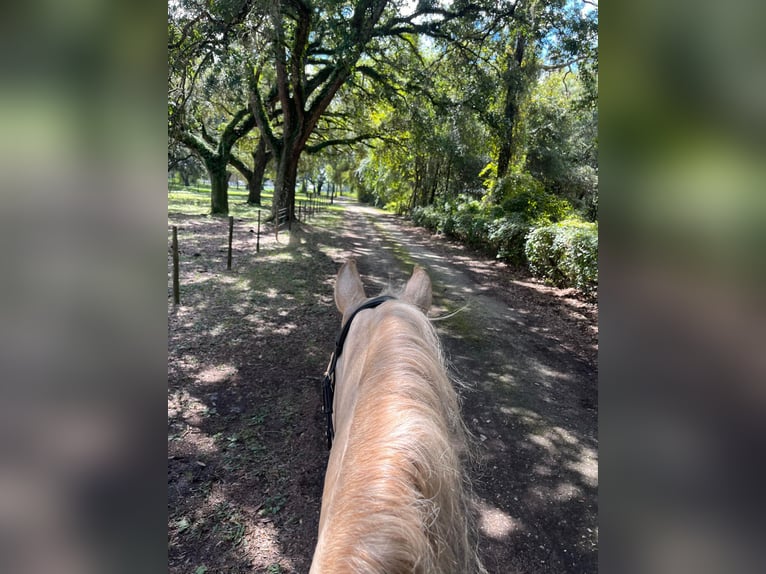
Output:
[335, 259, 366, 315]
[402, 265, 432, 313]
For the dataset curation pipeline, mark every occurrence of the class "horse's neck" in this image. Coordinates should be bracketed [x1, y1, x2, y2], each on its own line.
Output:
[316, 307, 452, 568]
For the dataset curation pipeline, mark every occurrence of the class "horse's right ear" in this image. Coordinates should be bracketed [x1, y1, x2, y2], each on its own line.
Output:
[402, 265, 432, 313]
[335, 260, 366, 315]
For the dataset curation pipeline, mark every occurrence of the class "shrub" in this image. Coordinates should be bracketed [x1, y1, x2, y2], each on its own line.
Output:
[525, 225, 560, 281]
[441, 211, 457, 236]
[558, 224, 598, 294]
[384, 198, 409, 215]
[525, 219, 598, 295]
[487, 214, 532, 266]
[407, 175, 595, 295]
[411, 205, 441, 232]
[451, 200, 489, 248]
[496, 174, 573, 223]
[356, 183, 375, 205]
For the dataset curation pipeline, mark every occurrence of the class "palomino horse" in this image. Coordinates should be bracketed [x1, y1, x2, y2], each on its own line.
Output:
[310, 260, 484, 573]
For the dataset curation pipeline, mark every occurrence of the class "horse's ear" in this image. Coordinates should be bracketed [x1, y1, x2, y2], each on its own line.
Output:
[402, 265, 432, 313]
[335, 260, 366, 314]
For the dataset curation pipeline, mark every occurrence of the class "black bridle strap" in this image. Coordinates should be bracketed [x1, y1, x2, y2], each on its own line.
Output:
[322, 295, 395, 449]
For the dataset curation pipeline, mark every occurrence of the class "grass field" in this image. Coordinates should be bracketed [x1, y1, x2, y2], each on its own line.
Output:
[168, 182, 347, 220]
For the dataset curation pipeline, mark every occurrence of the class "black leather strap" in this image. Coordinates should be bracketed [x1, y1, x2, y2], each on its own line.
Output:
[322, 295, 395, 449]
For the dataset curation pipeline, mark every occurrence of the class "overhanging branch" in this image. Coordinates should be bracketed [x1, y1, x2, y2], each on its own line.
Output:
[305, 133, 382, 154]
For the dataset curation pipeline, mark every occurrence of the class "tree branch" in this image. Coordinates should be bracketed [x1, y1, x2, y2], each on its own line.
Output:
[305, 133, 382, 154]
[248, 66, 281, 153]
[228, 153, 253, 180]
[271, 8, 293, 134]
[290, 2, 311, 126]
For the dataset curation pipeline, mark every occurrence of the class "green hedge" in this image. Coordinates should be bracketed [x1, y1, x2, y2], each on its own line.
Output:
[525, 220, 598, 295]
[411, 205, 442, 231]
[409, 177, 598, 295]
[487, 214, 531, 266]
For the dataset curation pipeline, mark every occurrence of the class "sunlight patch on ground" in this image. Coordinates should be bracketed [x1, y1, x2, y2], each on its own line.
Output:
[175, 428, 218, 456]
[250, 321, 297, 336]
[552, 481, 583, 502]
[490, 372, 514, 385]
[476, 499, 521, 540]
[185, 273, 217, 286]
[273, 322, 298, 335]
[266, 251, 295, 262]
[529, 432, 556, 451]
[254, 287, 295, 301]
[243, 313, 264, 325]
[565, 445, 598, 487]
[244, 521, 294, 572]
[526, 426, 598, 488]
[551, 426, 580, 446]
[168, 394, 219, 455]
[196, 363, 238, 384]
[232, 302, 252, 315]
[317, 243, 348, 261]
[172, 306, 196, 322]
[218, 274, 242, 285]
[175, 353, 201, 371]
[209, 324, 226, 337]
[168, 389, 199, 418]
[501, 406, 543, 426]
[530, 359, 572, 383]
[314, 293, 334, 305]
[528, 481, 585, 505]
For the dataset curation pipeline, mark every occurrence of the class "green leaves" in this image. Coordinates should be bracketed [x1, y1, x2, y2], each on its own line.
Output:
[525, 219, 598, 294]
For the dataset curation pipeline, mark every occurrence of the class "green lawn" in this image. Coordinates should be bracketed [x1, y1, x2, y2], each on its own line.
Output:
[168, 182, 347, 220]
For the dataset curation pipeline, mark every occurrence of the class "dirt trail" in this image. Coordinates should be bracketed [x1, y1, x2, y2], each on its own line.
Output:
[334, 198, 598, 573]
[168, 196, 598, 574]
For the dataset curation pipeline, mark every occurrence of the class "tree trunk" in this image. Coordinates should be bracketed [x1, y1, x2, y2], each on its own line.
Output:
[209, 161, 229, 215]
[444, 157, 452, 199]
[496, 89, 516, 179]
[248, 138, 269, 205]
[272, 147, 299, 221]
[428, 160, 441, 205]
[497, 34, 527, 180]
[496, 116, 514, 179]
[175, 108, 254, 217]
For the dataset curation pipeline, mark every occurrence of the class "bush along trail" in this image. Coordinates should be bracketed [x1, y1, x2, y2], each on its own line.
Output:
[168, 195, 597, 574]
[409, 174, 598, 298]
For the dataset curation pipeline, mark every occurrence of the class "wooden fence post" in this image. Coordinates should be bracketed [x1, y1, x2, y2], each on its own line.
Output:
[227, 216, 233, 270]
[172, 226, 180, 305]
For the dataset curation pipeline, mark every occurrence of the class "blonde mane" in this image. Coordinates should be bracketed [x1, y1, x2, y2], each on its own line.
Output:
[311, 262, 484, 574]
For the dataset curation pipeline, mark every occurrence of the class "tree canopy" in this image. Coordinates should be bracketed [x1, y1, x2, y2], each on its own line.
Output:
[168, 0, 598, 225]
